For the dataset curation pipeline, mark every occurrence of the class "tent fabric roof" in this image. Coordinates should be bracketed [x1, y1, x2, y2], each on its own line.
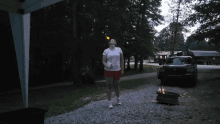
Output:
[190, 50, 220, 57]
[0, 0, 64, 108]
[0, 0, 63, 14]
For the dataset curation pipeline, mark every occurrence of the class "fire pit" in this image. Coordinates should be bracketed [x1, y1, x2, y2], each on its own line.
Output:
[156, 91, 181, 105]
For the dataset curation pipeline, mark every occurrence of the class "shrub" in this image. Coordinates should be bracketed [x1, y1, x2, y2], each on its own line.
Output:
[80, 66, 96, 86]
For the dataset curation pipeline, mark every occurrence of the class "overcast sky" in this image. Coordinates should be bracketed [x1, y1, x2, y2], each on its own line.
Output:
[154, 0, 201, 42]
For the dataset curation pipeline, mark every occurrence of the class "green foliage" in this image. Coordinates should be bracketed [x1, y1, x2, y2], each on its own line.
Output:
[155, 22, 185, 51]
[184, 35, 219, 51]
[2, 0, 164, 86]
[185, 0, 220, 47]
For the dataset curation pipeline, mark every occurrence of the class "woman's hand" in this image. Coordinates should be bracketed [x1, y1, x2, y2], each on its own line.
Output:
[107, 64, 113, 69]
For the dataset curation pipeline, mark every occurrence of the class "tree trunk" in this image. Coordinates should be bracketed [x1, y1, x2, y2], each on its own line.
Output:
[71, 0, 82, 86]
[57, 50, 63, 82]
[171, 14, 175, 56]
[72, 1, 77, 38]
[124, 57, 126, 73]
[139, 53, 144, 72]
[76, 42, 82, 83]
[127, 57, 131, 70]
[134, 54, 138, 70]
[91, 55, 95, 75]
[172, 0, 181, 56]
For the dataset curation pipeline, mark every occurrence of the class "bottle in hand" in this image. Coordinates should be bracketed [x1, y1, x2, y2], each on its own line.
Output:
[107, 63, 113, 69]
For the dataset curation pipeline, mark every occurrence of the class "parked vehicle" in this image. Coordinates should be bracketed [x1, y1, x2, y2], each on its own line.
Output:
[157, 56, 198, 87]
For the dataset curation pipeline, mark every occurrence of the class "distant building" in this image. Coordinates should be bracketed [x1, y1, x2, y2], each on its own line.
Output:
[154, 51, 182, 62]
[153, 50, 220, 65]
[186, 50, 220, 65]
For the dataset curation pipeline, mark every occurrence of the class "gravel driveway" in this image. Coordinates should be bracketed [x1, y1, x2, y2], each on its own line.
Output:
[44, 85, 190, 124]
[44, 68, 220, 124]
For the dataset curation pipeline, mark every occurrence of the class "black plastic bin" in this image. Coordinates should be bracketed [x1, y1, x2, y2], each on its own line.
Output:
[0, 108, 48, 124]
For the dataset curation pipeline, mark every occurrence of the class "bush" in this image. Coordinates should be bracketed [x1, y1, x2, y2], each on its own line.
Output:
[63, 68, 72, 81]
[80, 66, 96, 86]
[29, 64, 41, 87]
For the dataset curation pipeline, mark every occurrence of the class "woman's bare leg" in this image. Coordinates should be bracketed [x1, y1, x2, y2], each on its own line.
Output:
[105, 76, 113, 101]
[113, 79, 120, 98]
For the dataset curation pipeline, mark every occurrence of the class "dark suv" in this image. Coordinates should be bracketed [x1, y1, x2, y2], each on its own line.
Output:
[157, 56, 198, 86]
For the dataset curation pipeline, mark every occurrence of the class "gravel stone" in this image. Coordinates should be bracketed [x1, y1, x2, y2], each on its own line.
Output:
[44, 85, 199, 124]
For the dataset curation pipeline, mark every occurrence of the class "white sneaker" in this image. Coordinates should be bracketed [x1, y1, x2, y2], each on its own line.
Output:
[117, 97, 121, 105]
[108, 101, 113, 109]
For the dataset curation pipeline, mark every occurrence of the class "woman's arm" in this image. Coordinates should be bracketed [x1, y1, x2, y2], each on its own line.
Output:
[102, 55, 108, 68]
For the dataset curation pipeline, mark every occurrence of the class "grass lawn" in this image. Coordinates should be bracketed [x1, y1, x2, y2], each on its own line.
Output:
[0, 65, 158, 119]
[124, 64, 158, 75]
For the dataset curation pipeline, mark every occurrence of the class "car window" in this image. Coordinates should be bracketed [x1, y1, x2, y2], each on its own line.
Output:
[182, 58, 193, 64]
[165, 57, 193, 65]
[166, 58, 182, 65]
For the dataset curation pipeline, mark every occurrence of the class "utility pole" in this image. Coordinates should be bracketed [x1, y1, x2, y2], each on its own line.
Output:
[171, 13, 175, 56]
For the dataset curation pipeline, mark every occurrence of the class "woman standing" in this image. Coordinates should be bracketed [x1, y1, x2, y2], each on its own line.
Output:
[102, 39, 124, 109]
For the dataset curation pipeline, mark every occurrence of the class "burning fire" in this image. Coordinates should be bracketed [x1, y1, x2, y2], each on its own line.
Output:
[158, 87, 165, 94]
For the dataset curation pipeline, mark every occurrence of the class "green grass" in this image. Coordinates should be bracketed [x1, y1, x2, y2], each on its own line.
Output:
[122, 65, 158, 76]
[130, 64, 158, 71]
[0, 65, 158, 119]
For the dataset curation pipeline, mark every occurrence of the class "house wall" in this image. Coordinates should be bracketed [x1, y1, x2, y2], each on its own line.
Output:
[195, 56, 220, 65]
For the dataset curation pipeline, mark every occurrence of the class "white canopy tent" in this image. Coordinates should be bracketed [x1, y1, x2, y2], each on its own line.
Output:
[0, 0, 63, 108]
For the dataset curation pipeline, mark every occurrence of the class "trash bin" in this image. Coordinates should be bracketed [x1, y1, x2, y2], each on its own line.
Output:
[0, 108, 48, 124]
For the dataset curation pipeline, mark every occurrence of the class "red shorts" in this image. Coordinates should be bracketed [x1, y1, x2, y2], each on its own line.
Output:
[104, 69, 122, 80]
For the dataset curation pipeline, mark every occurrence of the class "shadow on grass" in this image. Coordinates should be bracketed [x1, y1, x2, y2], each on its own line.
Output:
[0, 77, 153, 120]
[43, 78, 152, 119]
[0, 65, 159, 119]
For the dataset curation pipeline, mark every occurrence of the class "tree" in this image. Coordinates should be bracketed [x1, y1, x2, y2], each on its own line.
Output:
[129, 0, 163, 71]
[184, 0, 220, 50]
[69, 0, 82, 86]
[185, 34, 219, 51]
[156, 22, 185, 52]
[166, 0, 192, 55]
[2, 0, 165, 88]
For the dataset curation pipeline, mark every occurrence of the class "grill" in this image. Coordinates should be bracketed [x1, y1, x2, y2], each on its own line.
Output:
[165, 68, 185, 75]
[156, 91, 181, 105]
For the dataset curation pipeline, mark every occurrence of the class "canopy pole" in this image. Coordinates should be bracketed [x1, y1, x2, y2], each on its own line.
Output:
[9, 13, 30, 108]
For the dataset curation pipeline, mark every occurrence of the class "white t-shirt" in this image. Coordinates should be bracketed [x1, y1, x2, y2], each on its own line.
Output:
[103, 47, 123, 71]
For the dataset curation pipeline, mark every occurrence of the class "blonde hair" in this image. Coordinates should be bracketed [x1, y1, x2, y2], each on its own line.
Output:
[108, 39, 117, 44]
